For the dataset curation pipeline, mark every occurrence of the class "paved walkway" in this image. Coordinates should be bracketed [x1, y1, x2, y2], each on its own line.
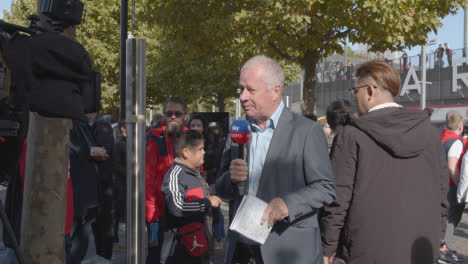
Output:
[1, 185, 467, 263]
[453, 211, 468, 264]
[0, 186, 227, 263]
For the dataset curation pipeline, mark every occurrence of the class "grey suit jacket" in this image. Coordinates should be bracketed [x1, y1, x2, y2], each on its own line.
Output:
[216, 107, 336, 264]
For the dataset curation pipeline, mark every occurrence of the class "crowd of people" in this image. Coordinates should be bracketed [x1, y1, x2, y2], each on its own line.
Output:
[401, 43, 453, 71]
[144, 99, 227, 263]
[142, 55, 467, 264]
[2, 54, 468, 264]
[316, 62, 354, 83]
[436, 43, 453, 68]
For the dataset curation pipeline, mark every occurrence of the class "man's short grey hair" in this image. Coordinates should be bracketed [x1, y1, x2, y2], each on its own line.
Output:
[241, 55, 285, 90]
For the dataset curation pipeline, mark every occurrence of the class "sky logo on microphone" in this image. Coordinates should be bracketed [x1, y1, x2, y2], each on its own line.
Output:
[230, 119, 251, 145]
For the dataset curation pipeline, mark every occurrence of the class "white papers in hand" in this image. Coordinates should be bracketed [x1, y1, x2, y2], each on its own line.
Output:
[229, 195, 272, 244]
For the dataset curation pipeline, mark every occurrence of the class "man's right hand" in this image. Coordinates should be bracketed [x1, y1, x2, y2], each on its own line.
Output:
[230, 159, 248, 183]
[209, 195, 222, 208]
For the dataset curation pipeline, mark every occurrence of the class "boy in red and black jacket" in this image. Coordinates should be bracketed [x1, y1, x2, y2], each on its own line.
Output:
[145, 98, 189, 261]
[161, 130, 222, 264]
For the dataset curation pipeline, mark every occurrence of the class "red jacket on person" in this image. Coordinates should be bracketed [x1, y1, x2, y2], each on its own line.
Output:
[440, 128, 467, 187]
[145, 124, 189, 223]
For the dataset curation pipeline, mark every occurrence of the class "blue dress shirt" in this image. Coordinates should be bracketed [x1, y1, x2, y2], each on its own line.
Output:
[247, 101, 284, 196]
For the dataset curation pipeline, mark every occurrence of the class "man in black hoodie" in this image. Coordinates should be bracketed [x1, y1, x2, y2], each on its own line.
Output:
[320, 61, 449, 264]
[90, 114, 115, 261]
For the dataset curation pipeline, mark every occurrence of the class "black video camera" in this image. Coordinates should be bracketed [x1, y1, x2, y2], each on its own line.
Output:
[0, 51, 19, 137]
[0, 0, 84, 36]
[82, 71, 102, 114]
[41, 0, 85, 27]
[0, 66, 10, 101]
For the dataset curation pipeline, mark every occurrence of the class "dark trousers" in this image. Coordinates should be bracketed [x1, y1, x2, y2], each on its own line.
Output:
[233, 243, 264, 264]
[65, 234, 72, 264]
[444, 185, 466, 249]
[92, 184, 114, 260]
[146, 222, 163, 264]
[229, 200, 236, 224]
[165, 243, 205, 264]
[112, 183, 126, 242]
[147, 245, 162, 264]
[213, 207, 225, 241]
[69, 216, 94, 264]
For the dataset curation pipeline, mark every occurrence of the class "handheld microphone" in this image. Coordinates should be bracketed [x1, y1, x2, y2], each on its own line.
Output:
[230, 119, 251, 195]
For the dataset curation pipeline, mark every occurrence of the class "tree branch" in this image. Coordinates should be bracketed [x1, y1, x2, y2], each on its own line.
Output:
[275, 23, 302, 40]
[335, 28, 350, 40]
[275, 23, 306, 51]
[268, 41, 300, 63]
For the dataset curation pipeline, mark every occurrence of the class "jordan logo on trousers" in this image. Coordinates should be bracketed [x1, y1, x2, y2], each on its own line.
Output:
[191, 235, 204, 251]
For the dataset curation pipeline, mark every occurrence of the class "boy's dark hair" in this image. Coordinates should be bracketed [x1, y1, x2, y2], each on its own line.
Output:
[326, 100, 355, 131]
[188, 115, 208, 132]
[175, 130, 204, 157]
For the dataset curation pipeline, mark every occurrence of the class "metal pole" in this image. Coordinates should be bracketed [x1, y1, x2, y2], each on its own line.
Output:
[150, 109, 153, 123]
[131, 0, 135, 35]
[120, 0, 128, 121]
[212, 96, 216, 112]
[126, 38, 147, 264]
[366, 44, 369, 61]
[236, 88, 241, 119]
[344, 42, 348, 67]
[464, 6, 467, 57]
[300, 70, 304, 102]
[421, 45, 427, 109]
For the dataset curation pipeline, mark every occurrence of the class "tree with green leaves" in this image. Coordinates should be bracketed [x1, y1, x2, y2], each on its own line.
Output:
[76, 0, 123, 116]
[142, 0, 303, 113]
[1, 0, 36, 26]
[150, 0, 465, 114]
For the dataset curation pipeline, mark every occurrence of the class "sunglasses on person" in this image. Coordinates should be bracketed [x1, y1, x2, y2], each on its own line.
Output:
[349, 84, 369, 96]
[164, 111, 185, 118]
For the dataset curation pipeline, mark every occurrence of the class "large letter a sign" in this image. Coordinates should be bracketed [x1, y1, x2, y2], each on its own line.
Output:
[400, 65, 421, 96]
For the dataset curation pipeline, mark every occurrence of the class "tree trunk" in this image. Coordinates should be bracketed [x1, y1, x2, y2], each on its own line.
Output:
[19, 2, 74, 263]
[216, 92, 225, 112]
[301, 52, 320, 115]
[20, 113, 71, 263]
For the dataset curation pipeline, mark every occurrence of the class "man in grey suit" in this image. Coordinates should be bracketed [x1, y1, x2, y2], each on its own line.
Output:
[216, 55, 335, 264]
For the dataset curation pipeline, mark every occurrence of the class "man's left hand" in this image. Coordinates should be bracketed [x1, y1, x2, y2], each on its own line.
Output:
[323, 253, 336, 264]
[261, 197, 288, 227]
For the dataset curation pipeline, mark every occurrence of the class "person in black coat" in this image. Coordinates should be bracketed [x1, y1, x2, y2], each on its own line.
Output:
[436, 44, 445, 68]
[90, 114, 115, 261]
[69, 114, 101, 264]
[112, 122, 127, 244]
